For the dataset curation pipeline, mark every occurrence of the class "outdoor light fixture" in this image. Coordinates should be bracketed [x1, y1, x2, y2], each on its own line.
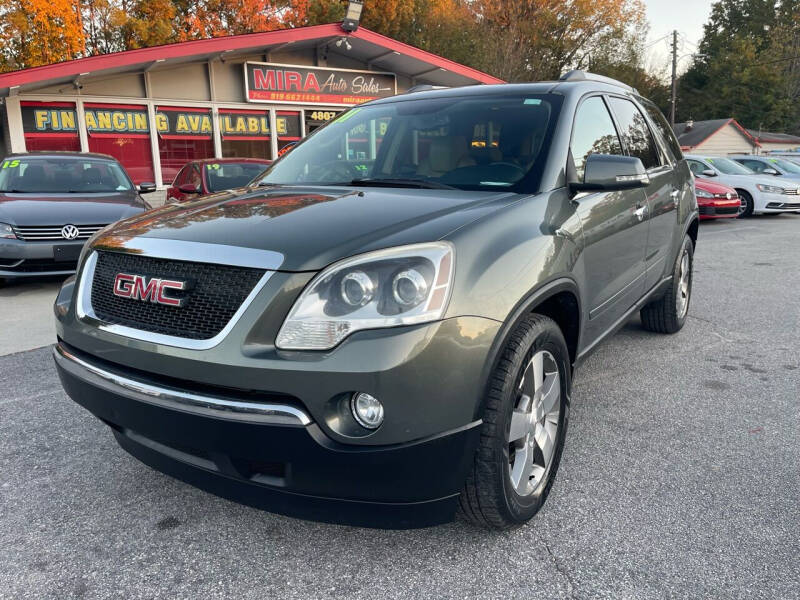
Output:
[341, 0, 364, 33]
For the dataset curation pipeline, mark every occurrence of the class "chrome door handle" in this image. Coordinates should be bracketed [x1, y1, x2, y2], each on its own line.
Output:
[634, 206, 647, 221]
[670, 189, 680, 206]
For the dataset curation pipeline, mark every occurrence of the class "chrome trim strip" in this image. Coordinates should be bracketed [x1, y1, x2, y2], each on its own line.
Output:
[54, 344, 311, 426]
[76, 239, 283, 350]
[89, 237, 284, 270]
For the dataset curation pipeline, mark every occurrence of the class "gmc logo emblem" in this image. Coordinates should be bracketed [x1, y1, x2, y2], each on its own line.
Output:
[113, 273, 187, 307]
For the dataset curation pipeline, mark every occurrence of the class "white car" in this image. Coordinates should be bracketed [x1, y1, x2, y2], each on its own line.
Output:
[685, 154, 800, 217]
[729, 155, 800, 182]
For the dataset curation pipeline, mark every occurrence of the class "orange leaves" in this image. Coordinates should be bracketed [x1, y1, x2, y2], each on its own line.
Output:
[0, 0, 86, 69]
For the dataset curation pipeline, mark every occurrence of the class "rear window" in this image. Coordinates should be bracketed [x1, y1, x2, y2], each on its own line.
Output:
[0, 157, 133, 193]
[205, 162, 269, 192]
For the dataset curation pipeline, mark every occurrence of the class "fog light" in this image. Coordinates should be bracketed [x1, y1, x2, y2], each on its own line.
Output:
[351, 392, 384, 429]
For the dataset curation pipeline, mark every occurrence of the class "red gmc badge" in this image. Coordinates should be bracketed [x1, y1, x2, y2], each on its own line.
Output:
[113, 273, 186, 307]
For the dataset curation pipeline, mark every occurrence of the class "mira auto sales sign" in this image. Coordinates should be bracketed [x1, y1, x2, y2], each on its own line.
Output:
[244, 62, 396, 106]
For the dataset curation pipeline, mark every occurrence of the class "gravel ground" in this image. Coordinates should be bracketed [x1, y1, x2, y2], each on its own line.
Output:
[0, 214, 798, 599]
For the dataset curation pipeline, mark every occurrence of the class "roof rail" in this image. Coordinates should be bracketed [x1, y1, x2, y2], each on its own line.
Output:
[558, 70, 638, 94]
[404, 84, 449, 94]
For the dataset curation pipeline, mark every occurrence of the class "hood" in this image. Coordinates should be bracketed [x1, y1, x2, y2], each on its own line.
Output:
[0, 191, 147, 226]
[98, 185, 518, 271]
[695, 177, 736, 195]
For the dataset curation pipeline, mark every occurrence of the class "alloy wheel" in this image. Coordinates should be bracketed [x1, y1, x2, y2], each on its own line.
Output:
[676, 250, 691, 318]
[508, 350, 561, 497]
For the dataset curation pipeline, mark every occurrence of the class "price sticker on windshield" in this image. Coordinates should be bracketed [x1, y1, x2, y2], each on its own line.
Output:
[1, 160, 20, 169]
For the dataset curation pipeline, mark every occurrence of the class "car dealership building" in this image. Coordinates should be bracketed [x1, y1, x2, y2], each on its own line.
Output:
[0, 23, 501, 187]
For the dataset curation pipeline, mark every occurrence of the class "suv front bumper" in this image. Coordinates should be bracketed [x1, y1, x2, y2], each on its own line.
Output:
[53, 313, 495, 527]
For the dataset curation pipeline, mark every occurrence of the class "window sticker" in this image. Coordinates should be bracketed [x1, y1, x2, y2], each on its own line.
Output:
[208, 163, 221, 170]
[334, 108, 362, 124]
[524, 99, 542, 105]
[1, 160, 20, 169]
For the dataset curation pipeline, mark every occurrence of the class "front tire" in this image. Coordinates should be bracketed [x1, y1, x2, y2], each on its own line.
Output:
[737, 189, 754, 218]
[640, 235, 694, 334]
[459, 314, 570, 529]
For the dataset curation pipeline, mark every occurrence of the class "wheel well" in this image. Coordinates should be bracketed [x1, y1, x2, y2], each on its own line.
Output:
[687, 217, 699, 248]
[531, 291, 580, 365]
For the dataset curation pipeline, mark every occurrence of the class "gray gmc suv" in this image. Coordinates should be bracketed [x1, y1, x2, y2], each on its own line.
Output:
[53, 72, 698, 529]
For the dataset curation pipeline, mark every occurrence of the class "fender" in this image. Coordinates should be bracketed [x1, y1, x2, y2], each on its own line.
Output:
[473, 276, 582, 420]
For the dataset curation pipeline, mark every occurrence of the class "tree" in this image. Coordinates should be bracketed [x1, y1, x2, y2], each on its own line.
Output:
[0, 0, 86, 70]
[677, 0, 800, 132]
[470, 0, 646, 81]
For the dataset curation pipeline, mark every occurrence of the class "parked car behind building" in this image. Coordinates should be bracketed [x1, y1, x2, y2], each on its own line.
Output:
[166, 158, 271, 203]
[0, 152, 152, 280]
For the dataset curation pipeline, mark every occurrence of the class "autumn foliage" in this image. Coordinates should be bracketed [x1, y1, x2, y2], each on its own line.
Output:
[0, 0, 646, 83]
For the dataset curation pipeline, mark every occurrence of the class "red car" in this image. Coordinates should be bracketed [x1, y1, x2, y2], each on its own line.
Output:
[695, 177, 740, 219]
[166, 158, 271, 203]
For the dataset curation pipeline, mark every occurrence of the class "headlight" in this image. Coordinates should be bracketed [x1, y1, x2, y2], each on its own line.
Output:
[757, 184, 785, 194]
[276, 242, 454, 350]
[0, 223, 17, 239]
[694, 188, 713, 198]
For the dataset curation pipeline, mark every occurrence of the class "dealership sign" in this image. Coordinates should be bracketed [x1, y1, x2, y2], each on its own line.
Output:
[244, 62, 396, 106]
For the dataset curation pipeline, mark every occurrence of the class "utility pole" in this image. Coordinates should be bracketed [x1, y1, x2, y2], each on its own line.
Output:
[670, 30, 678, 126]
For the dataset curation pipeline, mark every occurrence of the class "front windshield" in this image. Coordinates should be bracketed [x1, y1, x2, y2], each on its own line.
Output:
[258, 94, 559, 191]
[767, 157, 800, 174]
[0, 157, 133, 193]
[707, 157, 754, 175]
[205, 162, 269, 192]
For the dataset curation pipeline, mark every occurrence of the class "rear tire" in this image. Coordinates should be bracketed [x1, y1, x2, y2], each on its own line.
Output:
[640, 236, 694, 334]
[459, 314, 570, 529]
[736, 189, 754, 218]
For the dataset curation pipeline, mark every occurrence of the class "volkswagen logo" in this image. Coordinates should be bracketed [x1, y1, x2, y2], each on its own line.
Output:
[61, 224, 79, 240]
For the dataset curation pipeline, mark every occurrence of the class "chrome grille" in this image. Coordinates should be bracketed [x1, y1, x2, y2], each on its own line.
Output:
[12, 224, 106, 241]
[783, 188, 799, 195]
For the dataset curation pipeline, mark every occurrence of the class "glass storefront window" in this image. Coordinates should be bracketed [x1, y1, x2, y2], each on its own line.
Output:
[85, 103, 154, 184]
[21, 101, 81, 152]
[219, 109, 272, 160]
[277, 111, 302, 156]
[157, 106, 214, 183]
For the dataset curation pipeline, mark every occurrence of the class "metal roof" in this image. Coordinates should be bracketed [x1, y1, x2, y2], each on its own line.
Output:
[0, 24, 503, 96]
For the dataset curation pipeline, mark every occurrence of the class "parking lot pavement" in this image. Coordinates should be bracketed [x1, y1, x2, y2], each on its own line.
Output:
[0, 277, 64, 356]
[1, 215, 799, 600]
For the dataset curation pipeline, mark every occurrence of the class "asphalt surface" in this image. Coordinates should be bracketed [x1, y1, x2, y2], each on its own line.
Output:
[1, 214, 798, 599]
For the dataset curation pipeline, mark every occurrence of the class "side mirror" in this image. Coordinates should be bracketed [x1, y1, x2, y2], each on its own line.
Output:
[763, 168, 779, 176]
[702, 169, 717, 177]
[178, 183, 201, 194]
[570, 154, 650, 192]
[138, 182, 157, 193]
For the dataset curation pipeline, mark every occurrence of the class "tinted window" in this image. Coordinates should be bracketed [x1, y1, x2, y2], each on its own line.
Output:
[736, 159, 767, 173]
[607, 97, 660, 170]
[173, 164, 191, 186]
[570, 96, 623, 179]
[204, 162, 269, 192]
[0, 157, 133, 193]
[259, 94, 560, 191]
[687, 160, 709, 177]
[707, 157, 753, 175]
[641, 100, 683, 163]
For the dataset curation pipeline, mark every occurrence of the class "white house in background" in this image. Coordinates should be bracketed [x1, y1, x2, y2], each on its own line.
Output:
[673, 118, 758, 155]
[746, 129, 800, 153]
[673, 118, 800, 156]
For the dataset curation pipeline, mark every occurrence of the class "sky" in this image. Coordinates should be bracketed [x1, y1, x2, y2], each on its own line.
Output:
[642, 0, 715, 72]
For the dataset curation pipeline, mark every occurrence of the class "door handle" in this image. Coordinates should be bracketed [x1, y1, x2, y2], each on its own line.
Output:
[670, 189, 680, 206]
[634, 205, 647, 221]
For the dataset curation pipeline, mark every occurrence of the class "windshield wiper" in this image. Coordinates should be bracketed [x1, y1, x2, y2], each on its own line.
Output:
[348, 178, 459, 190]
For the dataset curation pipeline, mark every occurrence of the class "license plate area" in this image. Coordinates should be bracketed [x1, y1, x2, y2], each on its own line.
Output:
[54, 243, 83, 262]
